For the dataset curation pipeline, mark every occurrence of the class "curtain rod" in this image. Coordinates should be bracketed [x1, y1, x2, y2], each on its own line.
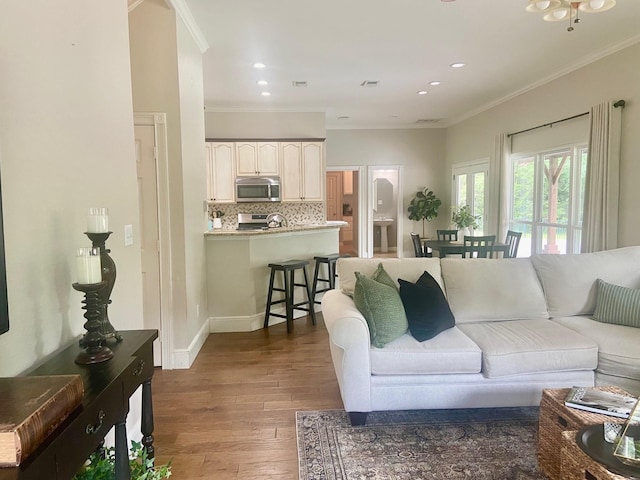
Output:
[507, 99, 626, 138]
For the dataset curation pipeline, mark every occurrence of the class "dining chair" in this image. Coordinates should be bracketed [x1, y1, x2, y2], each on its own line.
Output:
[410, 232, 428, 257]
[462, 235, 496, 258]
[437, 229, 458, 242]
[504, 230, 523, 258]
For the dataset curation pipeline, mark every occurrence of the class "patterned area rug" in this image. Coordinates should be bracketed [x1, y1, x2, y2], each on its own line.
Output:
[296, 407, 546, 480]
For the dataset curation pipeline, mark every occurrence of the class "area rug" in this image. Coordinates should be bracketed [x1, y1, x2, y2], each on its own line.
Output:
[296, 407, 546, 480]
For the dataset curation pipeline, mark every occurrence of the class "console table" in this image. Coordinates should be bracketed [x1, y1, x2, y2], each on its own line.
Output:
[0, 329, 158, 480]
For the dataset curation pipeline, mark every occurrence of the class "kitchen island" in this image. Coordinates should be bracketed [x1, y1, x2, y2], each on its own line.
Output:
[205, 223, 344, 332]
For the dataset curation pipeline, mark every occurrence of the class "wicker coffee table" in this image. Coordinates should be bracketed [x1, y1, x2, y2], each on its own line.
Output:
[560, 430, 630, 479]
[538, 387, 629, 479]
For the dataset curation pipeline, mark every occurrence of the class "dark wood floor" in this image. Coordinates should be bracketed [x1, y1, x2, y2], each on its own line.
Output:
[152, 315, 343, 479]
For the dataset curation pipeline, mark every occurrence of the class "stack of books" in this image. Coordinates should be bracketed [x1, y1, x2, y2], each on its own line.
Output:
[564, 386, 638, 419]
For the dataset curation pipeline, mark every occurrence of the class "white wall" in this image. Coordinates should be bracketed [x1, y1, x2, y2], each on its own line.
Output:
[205, 112, 326, 139]
[326, 128, 447, 256]
[446, 42, 640, 248]
[0, 1, 143, 375]
[129, 0, 209, 361]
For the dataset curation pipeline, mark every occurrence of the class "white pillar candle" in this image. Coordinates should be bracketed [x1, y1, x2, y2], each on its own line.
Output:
[76, 247, 102, 284]
[87, 207, 109, 233]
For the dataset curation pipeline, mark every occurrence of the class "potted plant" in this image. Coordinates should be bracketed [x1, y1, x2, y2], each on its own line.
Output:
[73, 441, 172, 480]
[451, 205, 480, 238]
[407, 187, 442, 237]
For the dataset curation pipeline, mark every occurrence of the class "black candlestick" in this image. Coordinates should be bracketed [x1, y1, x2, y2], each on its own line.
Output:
[72, 281, 114, 364]
[85, 231, 122, 344]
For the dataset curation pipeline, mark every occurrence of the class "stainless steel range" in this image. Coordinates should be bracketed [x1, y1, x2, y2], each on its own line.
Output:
[237, 213, 269, 231]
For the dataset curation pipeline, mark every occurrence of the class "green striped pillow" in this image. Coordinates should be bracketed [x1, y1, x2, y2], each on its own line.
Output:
[592, 279, 640, 328]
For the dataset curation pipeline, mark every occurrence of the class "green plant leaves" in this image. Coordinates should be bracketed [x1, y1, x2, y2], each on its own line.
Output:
[407, 188, 441, 222]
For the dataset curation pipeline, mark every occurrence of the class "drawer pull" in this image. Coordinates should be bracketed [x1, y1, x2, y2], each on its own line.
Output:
[133, 359, 145, 376]
[557, 415, 568, 427]
[86, 410, 106, 435]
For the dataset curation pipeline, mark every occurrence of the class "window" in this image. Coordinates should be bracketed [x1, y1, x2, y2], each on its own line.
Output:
[452, 160, 489, 235]
[509, 145, 587, 256]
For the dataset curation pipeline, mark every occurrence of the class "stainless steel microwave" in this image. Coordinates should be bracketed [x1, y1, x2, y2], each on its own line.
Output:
[235, 176, 281, 203]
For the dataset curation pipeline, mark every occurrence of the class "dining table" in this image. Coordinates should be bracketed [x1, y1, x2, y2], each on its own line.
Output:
[423, 239, 510, 257]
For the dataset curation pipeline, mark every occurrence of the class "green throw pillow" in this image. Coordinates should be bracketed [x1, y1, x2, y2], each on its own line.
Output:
[592, 279, 640, 328]
[353, 272, 408, 348]
[372, 263, 397, 291]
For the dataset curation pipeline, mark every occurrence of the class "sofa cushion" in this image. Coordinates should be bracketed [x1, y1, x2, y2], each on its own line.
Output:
[353, 272, 407, 348]
[593, 279, 640, 328]
[337, 258, 443, 296]
[458, 319, 598, 378]
[531, 246, 640, 318]
[398, 272, 455, 341]
[554, 315, 640, 382]
[370, 327, 481, 375]
[441, 258, 549, 323]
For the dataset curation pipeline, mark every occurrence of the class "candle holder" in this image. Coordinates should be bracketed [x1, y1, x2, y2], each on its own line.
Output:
[84, 231, 123, 345]
[72, 281, 114, 364]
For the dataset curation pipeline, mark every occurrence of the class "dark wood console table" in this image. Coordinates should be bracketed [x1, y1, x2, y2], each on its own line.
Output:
[0, 329, 158, 480]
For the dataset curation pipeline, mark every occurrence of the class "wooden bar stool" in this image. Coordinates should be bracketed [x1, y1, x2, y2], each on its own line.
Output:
[264, 260, 316, 333]
[311, 253, 343, 305]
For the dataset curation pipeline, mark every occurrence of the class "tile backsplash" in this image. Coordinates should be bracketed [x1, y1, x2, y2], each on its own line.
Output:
[208, 202, 326, 229]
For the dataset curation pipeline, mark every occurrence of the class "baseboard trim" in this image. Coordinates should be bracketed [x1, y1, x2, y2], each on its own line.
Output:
[209, 307, 310, 332]
[171, 319, 209, 369]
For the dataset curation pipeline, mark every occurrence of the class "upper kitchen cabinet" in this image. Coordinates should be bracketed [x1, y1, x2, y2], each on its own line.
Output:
[280, 141, 325, 202]
[206, 142, 236, 203]
[235, 142, 279, 176]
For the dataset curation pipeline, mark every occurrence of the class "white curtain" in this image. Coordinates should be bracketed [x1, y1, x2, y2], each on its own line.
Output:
[494, 133, 511, 242]
[581, 101, 622, 253]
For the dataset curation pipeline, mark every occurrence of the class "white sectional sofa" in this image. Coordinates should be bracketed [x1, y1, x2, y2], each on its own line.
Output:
[321, 246, 640, 425]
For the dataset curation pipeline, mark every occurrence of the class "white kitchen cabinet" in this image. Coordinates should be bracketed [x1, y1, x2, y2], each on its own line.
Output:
[206, 142, 235, 203]
[280, 141, 325, 202]
[342, 215, 353, 242]
[235, 142, 279, 176]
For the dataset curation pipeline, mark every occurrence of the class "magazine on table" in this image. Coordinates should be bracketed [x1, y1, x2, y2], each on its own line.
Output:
[564, 387, 638, 419]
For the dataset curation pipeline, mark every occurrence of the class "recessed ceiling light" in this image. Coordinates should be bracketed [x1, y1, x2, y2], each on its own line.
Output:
[450, 62, 466, 68]
[292, 81, 308, 87]
[257, 80, 268, 86]
[338, 116, 349, 120]
[429, 81, 442, 86]
[253, 62, 266, 69]
[261, 91, 271, 96]
[417, 90, 428, 95]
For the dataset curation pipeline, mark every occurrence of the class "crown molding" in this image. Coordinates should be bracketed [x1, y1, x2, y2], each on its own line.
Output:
[446, 34, 640, 128]
[165, 0, 209, 53]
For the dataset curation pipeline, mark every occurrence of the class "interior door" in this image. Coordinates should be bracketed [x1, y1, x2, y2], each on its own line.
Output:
[134, 124, 162, 366]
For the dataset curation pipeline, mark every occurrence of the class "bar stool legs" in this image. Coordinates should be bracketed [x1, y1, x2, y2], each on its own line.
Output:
[311, 254, 341, 305]
[264, 260, 316, 333]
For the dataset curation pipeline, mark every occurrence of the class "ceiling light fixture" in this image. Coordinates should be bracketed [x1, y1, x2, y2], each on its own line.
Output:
[417, 90, 428, 95]
[429, 81, 442, 86]
[253, 62, 266, 69]
[450, 63, 465, 68]
[261, 91, 271, 96]
[257, 80, 268, 86]
[526, 0, 616, 32]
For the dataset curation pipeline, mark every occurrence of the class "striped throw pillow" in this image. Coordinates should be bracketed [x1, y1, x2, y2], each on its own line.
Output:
[592, 279, 640, 328]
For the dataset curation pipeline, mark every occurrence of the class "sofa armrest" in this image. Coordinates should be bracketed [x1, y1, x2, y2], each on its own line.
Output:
[321, 290, 372, 413]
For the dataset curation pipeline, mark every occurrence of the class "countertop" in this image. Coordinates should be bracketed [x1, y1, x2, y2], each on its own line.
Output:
[204, 221, 348, 236]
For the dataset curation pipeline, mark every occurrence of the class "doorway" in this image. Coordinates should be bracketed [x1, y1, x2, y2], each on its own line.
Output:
[325, 168, 361, 257]
[133, 113, 171, 367]
[369, 166, 403, 258]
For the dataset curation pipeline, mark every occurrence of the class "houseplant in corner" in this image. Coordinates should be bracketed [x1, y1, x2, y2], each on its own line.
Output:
[407, 187, 442, 237]
[451, 205, 479, 238]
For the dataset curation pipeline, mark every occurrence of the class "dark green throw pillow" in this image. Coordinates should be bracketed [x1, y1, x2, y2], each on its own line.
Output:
[592, 279, 640, 328]
[353, 272, 408, 348]
[398, 271, 455, 341]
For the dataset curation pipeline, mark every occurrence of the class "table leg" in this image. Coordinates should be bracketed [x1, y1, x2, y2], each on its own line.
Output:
[115, 419, 131, 480]
[142, 378, 155, 459]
